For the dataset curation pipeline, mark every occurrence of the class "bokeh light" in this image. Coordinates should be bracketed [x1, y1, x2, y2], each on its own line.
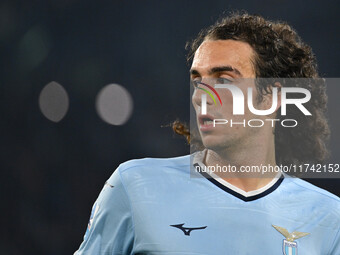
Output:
[95, 84, 133, 125]
[39, 81, 69, 122]
[14, 25, 50, 72]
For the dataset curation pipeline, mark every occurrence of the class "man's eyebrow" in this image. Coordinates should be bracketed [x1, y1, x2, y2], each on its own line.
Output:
[190, 69, 200, 75]
[210, 66, 242, 76]
[190, 66, 242, 77]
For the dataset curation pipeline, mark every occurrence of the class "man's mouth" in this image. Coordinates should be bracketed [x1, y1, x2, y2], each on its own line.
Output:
[198, 114, 215, 131]
[201, 118, 213, 125]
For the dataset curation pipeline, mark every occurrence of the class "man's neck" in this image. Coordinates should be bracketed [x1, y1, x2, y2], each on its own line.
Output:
[204, 137, 278, 192]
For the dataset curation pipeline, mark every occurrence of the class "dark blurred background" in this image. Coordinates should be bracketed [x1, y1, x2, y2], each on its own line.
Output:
[1, 0, 339, 254]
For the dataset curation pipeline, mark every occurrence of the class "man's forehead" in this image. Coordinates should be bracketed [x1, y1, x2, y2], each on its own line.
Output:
[191, 39, 255, 77]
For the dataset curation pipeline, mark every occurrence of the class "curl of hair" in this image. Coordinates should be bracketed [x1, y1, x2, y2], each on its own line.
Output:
[174, 12, 330, 165]
[172, 120, 191, 144]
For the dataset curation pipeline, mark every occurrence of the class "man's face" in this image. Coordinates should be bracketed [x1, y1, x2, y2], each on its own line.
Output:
[191, 39, 264, 151]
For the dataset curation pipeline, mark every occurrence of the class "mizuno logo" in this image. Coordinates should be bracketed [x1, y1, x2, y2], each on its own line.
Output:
[170, 223, 207, 236]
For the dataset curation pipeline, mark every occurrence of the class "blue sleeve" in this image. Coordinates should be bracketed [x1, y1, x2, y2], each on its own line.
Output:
[329, 228, 340, 255]
[74, 166, 134, 255]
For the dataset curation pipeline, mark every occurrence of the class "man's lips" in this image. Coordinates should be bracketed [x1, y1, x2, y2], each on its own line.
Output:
[198, 114, 215, 131]
[198, 114, 215, 124]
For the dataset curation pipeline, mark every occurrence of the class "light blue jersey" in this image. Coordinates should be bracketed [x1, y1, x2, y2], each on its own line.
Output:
[75, 154, 340, 255]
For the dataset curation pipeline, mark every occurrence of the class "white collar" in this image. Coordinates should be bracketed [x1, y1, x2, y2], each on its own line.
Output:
[192, 150, 283, 198]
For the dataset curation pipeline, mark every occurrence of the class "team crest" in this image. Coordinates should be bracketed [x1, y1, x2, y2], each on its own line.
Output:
[272, 225, 310, 255]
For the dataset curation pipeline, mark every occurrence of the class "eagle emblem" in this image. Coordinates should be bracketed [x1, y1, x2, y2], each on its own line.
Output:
[272, 225, 310, 255]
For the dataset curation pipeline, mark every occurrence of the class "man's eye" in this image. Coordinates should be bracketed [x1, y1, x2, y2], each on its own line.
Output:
[216, 77, 233, 84]
[191, 79, 201, 88]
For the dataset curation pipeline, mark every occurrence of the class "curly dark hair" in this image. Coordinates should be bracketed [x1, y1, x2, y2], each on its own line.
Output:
[173, 12, 330, 165]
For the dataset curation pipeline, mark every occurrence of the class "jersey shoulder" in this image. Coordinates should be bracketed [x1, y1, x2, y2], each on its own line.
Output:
[117, 154, 191, 175]
[284, 177, 340, 219]
[109, 154, 192, 186]
[108, 155, 192, 206]
[289, 177, 340, 202]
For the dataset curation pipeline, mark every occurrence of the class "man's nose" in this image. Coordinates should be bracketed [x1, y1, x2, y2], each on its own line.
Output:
[192, 82, 215, 107]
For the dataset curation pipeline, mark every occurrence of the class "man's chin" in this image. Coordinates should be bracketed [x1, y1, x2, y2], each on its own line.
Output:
[201, 138, 231, 152]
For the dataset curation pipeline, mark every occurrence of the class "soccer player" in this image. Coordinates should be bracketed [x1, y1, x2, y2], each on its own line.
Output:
[75, 13, 340, 254]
